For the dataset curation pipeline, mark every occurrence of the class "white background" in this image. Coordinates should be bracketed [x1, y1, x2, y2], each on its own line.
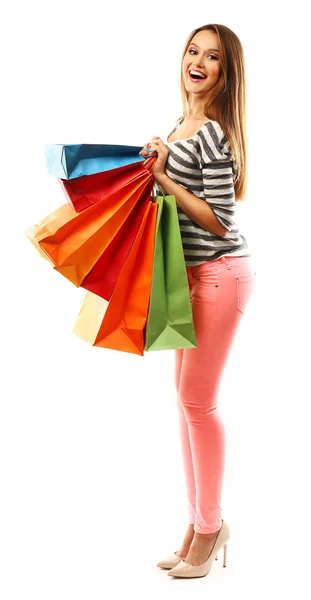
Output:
[1, 1, 311, 598]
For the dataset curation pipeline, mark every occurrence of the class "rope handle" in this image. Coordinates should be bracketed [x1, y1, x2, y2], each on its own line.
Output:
[151, 181, 166, 202]
[154, 181, 166, 196]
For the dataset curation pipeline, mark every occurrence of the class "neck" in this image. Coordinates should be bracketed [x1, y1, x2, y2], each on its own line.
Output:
[186, 95, 208, 121]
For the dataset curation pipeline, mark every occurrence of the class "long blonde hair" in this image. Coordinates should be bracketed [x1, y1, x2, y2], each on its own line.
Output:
[180, 24, 248, 201]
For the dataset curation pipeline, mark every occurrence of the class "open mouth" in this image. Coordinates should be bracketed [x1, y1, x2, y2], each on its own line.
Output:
[188, 69, 207, 82]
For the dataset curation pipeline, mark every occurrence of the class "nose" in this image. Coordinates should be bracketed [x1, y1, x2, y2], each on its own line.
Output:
[191, 53, 205, 68]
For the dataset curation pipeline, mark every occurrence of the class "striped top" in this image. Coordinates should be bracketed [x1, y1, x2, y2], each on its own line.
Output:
[155, 117, 251, 266]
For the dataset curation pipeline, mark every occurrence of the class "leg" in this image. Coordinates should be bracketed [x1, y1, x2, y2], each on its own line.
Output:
[178, 260, 251, 536]
[174, 348, 184, 394]
[175, 349, 196, 526]
[174, 347, 196, 558]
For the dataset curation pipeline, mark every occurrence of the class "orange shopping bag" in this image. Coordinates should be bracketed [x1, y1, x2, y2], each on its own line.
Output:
[25, 202, 74, 265]
[73, 199, 158, 355]
[25, 171, 154, 286]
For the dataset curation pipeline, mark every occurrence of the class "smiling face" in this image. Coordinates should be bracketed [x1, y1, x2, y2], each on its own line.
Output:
[182, 29, 222, 95]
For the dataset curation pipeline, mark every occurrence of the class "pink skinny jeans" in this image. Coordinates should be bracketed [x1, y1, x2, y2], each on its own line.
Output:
[175, 255, 256, 534]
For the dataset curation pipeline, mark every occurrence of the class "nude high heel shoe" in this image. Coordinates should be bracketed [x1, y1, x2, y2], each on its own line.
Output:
[157, 551, 219, 569]
[167, 519, 229, 578]
[157, 543, 220, 569]
[156, 551, 185, 569]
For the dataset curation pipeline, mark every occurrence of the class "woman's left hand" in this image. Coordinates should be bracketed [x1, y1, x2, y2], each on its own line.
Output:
[139, 136, 168, 180]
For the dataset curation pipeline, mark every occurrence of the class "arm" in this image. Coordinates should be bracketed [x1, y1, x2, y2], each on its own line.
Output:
[154, 172, 228, 238]
[142, 123, 235, 238]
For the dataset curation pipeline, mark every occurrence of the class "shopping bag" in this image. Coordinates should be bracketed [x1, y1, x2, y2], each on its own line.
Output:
[60, 159, 152, 213]
[25, 172, 154, 286]
[25, 203, 76, 265]
[80, 186, 151, 300]
[144, 195, 197, 351]
[45, 143, 146, 179]
[73, 199, 158, 355]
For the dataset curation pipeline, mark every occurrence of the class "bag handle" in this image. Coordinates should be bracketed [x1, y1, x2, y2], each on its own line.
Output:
[142, 153, 166, 200]
[150, 180, 166, 202]
[154, 181, 166, 196]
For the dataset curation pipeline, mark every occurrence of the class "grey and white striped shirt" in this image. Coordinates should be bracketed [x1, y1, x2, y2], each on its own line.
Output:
[155, 117, 251, 266]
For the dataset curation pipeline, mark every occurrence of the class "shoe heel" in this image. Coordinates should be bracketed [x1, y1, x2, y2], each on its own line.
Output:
[223, 543, 227, 568]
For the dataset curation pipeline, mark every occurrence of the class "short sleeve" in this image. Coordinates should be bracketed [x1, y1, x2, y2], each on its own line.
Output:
[197, 121, 236, 234]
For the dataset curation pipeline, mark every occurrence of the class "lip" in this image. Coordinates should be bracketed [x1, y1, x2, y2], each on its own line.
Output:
[188, 68, 207, 82]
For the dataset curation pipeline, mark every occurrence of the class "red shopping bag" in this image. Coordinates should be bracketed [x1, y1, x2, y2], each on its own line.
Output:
[81, 186, 152, 300]
[60, 159, 153, 212]
[73, 199, 158, 355]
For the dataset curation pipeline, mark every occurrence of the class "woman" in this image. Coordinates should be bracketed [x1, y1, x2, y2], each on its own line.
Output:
[139, 23, 256, 579]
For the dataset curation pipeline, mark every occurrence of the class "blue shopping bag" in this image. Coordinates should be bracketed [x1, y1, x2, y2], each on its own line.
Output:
[45, 143, 146, 180]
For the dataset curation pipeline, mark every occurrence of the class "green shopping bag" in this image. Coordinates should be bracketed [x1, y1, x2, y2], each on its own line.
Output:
[144, 194, 197, 351]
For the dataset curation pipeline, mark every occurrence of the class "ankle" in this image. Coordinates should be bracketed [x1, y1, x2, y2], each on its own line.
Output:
[194, 530, 219, 540]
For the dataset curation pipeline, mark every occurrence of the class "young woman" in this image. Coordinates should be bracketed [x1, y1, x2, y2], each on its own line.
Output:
[139, 23, 256, 579]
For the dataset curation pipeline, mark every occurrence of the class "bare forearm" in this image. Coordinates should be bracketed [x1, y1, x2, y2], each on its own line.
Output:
[155, 173, 227, 238]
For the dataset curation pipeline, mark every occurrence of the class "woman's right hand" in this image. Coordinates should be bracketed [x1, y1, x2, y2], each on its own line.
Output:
[139, 137, 169, 180]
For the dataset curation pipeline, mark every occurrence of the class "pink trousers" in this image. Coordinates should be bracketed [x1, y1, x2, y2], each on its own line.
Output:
[175, 255, 256, 534]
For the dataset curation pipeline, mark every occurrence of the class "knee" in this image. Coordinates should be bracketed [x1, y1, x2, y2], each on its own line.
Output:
[179, 396, 218, 424]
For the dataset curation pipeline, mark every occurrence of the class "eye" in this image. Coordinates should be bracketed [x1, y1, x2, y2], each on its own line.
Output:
[188, 48, 218, 60]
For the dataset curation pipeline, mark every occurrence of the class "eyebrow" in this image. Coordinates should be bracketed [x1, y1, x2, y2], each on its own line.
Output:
[189, 43, 220, 52]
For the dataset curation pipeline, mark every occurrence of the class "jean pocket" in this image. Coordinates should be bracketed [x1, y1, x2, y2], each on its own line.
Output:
[188, 269, 219, 304]
[236, 271, 256, 315]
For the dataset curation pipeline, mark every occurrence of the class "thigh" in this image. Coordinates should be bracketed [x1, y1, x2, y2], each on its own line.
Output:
[179, 260, 252, 408]
[233, 259, 257, 315]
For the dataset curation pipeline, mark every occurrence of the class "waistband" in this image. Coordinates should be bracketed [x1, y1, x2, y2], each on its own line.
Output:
[186, 254, 252, 274]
